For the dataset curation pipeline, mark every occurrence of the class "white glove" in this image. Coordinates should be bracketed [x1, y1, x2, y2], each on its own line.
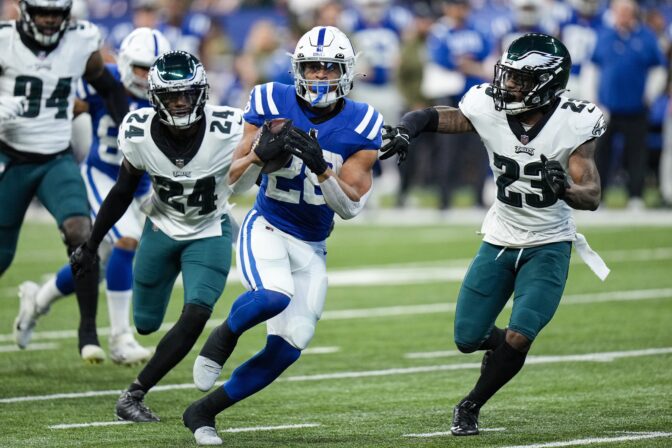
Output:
[0, 96, 28, 122]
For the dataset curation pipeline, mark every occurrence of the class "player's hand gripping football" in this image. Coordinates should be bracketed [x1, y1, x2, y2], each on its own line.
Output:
[379, 125, 410, 165]
[540, 154, 570, 199]
[69, 242, 99, 279]
[252, 119, 293, 163]
[284, 127, 328, 176]
[0, 96, 27, 123]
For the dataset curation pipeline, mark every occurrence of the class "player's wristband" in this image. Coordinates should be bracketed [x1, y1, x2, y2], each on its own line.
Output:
[399, 107, 439, 139]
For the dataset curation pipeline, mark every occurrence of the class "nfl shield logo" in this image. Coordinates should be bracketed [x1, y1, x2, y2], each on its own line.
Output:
[175, 159, 185, 168]
[520, 135, 529, 145]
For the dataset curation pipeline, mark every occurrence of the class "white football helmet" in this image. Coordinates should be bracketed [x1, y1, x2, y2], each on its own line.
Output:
[148, 51, 209, 128]
[118, 28, 171, 100]
[568, 0, 602, 17]
[19, 0, 72, 46]
[291, 26, 357, 108]
[512, 0, 543, 28]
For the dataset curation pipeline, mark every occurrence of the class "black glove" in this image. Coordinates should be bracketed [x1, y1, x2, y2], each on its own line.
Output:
[69, 242, 99, 279]
[284, 127, 328, 175]
[379, 125, 410, 165]
[540, 154, 570, 199]
[252, 119, 293, 163]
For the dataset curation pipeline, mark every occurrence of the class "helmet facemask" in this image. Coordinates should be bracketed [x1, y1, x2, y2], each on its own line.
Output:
[292, 58, 354, 108]
[291, 26, 357, 108]
[148, 51, 209, 129]
[19, 0, 72, 47]
[492, 34, 571, 115]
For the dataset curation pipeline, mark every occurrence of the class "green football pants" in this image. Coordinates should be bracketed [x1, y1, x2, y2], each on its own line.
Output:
[454, 241, 571, 351]
[132, 217, 232, 333]
[0, 151, 89, 274]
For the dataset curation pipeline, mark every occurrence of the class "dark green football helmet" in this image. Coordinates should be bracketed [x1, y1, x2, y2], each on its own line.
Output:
[148, 51, 209, 128]
[492, 33, 572, 115]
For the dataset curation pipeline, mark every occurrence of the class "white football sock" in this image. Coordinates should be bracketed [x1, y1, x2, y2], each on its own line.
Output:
[106, 289, 132, 337]
[35, 277, 65, 315]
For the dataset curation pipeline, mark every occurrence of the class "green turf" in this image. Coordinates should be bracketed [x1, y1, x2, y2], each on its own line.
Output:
[0, 221, 671, 447]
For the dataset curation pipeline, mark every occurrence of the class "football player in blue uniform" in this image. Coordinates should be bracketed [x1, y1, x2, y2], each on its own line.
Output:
[13, 27, 171, 365]
[182, 26, 383, 445]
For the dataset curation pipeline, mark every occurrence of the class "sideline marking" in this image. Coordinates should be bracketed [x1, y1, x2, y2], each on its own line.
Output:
[500, 431, 672, 448]
[3, 347, 670, 404]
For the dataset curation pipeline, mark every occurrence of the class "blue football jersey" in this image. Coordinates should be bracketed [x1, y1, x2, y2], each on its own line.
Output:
[243, 82, 382, 241]
[80, 64, 150, 196]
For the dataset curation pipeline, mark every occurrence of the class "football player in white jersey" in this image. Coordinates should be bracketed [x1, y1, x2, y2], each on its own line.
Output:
[1, 0, 131, 362]
[12, 27, 171, 365]
[182, 26, 381, 446]
[70, 51, 242, 422]
[381, 33, 609, 436]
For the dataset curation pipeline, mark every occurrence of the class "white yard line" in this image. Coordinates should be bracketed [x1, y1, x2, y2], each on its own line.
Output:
[50, 421, 133, 430]
[48, 421, 319, 432]
[403, 428, 506, 437]
[404, 350, 463, 359]
[2, 347, 670, 404]
[302, 346, 340, 355]
[2, 287, 669, 344]
[3, 246, 672, 302]
[500, 432, 672, 448]
[221, 423, 321, 433]
[0, 342, 59, 352]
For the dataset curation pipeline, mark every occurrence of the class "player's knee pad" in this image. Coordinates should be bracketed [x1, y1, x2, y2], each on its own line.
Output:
[274, 316, 317, 351]
[228, 288, 291, 335]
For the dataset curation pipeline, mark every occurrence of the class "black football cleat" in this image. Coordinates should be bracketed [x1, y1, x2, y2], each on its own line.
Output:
[480, 350, 493, 375]
[451, 399, 481, 436]
[115, 390, 160, 422]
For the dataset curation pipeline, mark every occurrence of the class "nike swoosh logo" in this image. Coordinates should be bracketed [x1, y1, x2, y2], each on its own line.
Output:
[587, 106, 595, 113]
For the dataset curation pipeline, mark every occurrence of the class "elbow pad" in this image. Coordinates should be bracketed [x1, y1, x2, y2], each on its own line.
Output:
[319, 176, 370, 220]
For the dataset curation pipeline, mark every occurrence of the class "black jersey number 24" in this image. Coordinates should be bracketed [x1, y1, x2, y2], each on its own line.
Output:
[494, 153, 556, 208]
[155, 176, 217, 215]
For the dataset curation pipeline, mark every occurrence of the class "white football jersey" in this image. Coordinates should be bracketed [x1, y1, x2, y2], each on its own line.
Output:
[119, 105, 243, 241]
[0, 20, 101, 154]
[459, 83, 606, 247]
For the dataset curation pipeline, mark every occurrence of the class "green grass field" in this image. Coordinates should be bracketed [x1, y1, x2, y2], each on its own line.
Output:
[1, 218, 671, 447]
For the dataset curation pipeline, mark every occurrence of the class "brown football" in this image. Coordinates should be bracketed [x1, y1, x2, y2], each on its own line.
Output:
[260, 118, 293, 174]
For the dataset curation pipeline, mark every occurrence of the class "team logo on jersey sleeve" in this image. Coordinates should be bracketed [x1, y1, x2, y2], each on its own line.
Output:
[592, 115, 607, 137]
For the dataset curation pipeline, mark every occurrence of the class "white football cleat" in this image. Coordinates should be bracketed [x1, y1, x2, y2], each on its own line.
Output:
[109, 331, 153, 366]
[194, 427, 223, 446]
[193, 355, 223, 392]
[80, 344, 106, 364]
[13, 281, 40, 349]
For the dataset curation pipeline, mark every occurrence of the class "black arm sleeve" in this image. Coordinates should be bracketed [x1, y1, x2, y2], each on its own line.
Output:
[399, 107, 439, 138]
[87, 66, 129, 125]
[87, 163, 143, 249]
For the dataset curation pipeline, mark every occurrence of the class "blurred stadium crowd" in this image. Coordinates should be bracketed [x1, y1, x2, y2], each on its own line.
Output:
[3, 0, 672, 210]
